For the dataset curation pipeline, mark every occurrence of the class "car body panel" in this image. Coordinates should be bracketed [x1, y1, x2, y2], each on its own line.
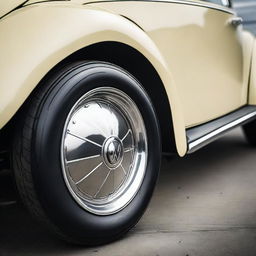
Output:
[89, 1, 253, 128]
[249, 40, 256, 105]
[0, 2, 187, 155]
[0, 0, 27, 18]
[0, 0, 254, 157]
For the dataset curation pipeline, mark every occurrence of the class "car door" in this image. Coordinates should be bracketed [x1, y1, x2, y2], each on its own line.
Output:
[167, 0, 253, 127]
[87, 0, 253, 127]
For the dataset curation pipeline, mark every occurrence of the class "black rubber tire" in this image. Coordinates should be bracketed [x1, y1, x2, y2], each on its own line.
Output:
[243, 119, 256, 146]
[12, 61, 161, 245]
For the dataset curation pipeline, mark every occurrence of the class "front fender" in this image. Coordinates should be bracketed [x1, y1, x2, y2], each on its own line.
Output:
[0, 2, 187, 156]
[249, 38, 256, 105]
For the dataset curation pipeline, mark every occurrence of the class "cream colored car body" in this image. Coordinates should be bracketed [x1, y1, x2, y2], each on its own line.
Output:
[0, 0, 255, 156]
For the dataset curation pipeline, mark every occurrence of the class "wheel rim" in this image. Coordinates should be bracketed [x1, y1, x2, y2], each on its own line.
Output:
[61, 87, 148, 215]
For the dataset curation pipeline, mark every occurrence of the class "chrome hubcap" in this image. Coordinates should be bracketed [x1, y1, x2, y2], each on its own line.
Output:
[61, 87, 147, 215]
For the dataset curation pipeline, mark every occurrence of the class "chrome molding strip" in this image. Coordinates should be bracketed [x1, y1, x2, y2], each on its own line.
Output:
[85, 0, 235, 15]
[187, 110, 256, 154]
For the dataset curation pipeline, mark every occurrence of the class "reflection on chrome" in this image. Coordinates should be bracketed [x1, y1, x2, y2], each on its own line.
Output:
[61, 87, 147, 215]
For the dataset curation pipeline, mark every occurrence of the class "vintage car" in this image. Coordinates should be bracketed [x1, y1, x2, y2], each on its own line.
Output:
[1, 0, 256, 245]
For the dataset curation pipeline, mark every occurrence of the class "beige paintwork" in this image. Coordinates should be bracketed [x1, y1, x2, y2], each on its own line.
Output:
[0, 0, 26, 17]
[0, 0, 254, 156]
[0, 0, 27, 17]
[89, 1, 253, 128]
[249, 41, 256, 105]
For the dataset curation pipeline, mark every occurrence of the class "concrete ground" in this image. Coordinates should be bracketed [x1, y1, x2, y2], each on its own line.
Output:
[1, 128, 256, 256]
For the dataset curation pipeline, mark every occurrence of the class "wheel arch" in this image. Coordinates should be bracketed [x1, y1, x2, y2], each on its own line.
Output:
[0, 3, 187, 155]
[45, 42, 177, 154]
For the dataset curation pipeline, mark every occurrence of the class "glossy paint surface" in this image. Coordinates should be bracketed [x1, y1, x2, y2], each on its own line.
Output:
[0, 2, 187, 155]
[249, 40, 256, 104]
[0, 0, 26, 17]
[0, 0, 254, 155]
[90, 1, 252, 127]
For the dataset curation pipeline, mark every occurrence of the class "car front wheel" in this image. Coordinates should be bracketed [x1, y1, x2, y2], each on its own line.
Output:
[13, 61, 161, 245]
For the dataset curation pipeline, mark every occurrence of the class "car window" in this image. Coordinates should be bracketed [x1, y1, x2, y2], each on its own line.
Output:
[202, 0, 230, 7]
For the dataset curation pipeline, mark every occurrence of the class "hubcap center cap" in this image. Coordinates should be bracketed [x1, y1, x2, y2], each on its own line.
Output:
[103, 137, 123, 168]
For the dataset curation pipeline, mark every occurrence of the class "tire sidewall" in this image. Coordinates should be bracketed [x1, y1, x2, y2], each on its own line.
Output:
[31, 62, 161, 243]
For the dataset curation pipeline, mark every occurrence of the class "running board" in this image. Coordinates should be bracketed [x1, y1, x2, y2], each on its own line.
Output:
[186, 105, 256, 154]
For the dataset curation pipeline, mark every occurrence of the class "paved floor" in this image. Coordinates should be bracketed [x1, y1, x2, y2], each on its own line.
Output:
[1, 128, 256, 256]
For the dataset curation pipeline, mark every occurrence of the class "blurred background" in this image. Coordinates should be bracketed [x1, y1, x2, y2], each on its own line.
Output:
[234, 0, 256, 34]
[1, 1, 256, 256]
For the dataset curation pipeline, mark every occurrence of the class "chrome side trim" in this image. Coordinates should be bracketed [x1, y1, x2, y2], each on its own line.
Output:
[187, 110, 256, 154]
[85, 0, 235, 15]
